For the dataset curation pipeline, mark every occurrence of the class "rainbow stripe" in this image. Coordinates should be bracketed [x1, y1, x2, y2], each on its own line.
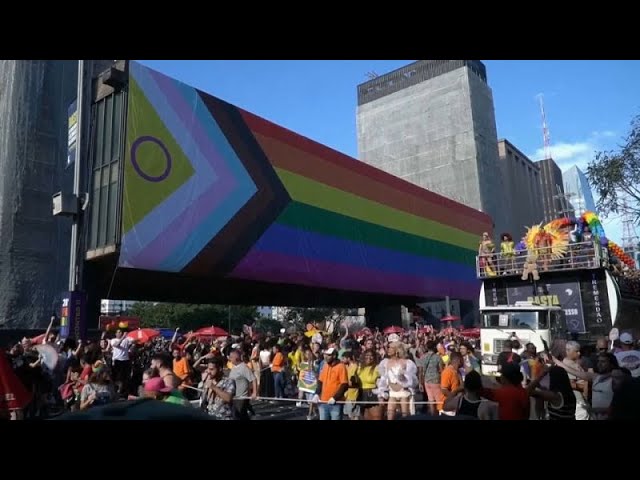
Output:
[120, 61, 493, 301]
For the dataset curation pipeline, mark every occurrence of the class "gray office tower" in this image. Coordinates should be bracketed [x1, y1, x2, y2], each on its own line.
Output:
[497, 139, 544, 239]
[536, 157, 569, 223]
[356, 60, 506, 236]
[0, 60, 112, 329]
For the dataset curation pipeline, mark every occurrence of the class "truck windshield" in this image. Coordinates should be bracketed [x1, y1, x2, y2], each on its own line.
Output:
[482, 311, 546, 330]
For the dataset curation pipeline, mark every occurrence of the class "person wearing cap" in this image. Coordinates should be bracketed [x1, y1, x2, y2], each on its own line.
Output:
[614, 333, 640, 377]
[311, 347, 348, 420]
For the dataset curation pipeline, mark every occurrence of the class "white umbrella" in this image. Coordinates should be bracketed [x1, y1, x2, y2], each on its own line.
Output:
[34, 344, 59, 371]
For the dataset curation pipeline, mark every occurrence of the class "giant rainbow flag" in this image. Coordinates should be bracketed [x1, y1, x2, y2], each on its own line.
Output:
[119, 61, 493, 301]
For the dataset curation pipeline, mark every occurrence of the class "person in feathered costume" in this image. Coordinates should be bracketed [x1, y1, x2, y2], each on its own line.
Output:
[524, 223, 569, 273]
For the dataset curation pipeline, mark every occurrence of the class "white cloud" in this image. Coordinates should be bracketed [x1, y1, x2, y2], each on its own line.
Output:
[531, 141, 596, 171]
[528, 130, 617, 171]
[593, 130, 617, 138]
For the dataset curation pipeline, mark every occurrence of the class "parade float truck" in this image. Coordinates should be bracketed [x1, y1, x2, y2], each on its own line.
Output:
[477, 212, 640, 376]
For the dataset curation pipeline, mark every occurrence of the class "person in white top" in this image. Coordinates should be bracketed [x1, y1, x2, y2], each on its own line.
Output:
[614, 333, 640, 378]
[109, 329, 134, 397]
[563, 341, 590, 420]
[554, 351, 617, 420]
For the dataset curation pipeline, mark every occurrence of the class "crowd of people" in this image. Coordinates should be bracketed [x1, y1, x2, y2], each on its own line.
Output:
[3, 321, 640, 420]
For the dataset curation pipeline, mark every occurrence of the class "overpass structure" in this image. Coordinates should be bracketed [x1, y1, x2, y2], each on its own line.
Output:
[81, 61, 492, 321]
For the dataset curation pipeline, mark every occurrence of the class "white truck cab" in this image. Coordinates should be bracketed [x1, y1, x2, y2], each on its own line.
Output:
[479, 302, 565, 376]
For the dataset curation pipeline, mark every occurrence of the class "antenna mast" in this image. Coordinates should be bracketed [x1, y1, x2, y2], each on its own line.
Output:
[621, 197, 639, 249]
[537, 94, 551, 159]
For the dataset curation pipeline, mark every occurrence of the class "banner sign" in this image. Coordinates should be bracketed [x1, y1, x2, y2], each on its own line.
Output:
[60, 291, 87, 341]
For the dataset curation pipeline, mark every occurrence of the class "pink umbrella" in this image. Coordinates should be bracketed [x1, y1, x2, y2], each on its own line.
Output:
[441, 315, 460, 323]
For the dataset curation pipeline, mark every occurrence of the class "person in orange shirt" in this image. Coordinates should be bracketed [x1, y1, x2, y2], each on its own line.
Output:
[271, 344, 286, 399]
[440, 352, 463, 414]
[311, 347, 348, 420]
[172, 348, 193, 393]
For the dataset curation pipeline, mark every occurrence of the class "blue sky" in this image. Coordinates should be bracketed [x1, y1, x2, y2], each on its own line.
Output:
[137, 60, 640, 243]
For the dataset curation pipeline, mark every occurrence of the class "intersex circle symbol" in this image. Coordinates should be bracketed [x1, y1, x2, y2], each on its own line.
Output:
[130, 135, 172, 182]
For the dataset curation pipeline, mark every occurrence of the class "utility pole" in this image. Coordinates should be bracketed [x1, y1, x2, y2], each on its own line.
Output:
[53, 60, 90, 341]
[69, 60, 86, 291]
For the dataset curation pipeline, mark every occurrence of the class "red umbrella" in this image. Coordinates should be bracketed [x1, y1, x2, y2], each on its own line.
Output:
[383, 325, 404, 335]
[0, 349, 32, 414]
[193, 326, 229, 338]
[127, 328, 160, 344]
[459, 327, 480, 338]
[441, 315, 460, 323]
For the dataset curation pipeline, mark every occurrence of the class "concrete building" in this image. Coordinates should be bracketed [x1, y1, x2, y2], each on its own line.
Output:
[356, 60, 506, 235]
[563, 165, 597, 216]
[497, 139, 544, 239]
[100, 299, 136, 315]
[0, 61, 77, 329]
[536, 157, 569, 223]
[0, 60, 115, 329]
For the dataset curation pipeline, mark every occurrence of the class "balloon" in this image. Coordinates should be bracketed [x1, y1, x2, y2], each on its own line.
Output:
[600, 237, 609, 247]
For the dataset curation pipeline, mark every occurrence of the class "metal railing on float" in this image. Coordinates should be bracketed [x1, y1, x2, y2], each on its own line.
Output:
[476, 241, 607, 279]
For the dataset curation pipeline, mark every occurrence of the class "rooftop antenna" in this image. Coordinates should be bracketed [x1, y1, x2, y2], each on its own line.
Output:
[365, 71, 379, 80]
[537, 93, 551, 160]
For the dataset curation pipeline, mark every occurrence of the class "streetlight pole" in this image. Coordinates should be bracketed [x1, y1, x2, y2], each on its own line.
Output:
[68, 59, 85, 292]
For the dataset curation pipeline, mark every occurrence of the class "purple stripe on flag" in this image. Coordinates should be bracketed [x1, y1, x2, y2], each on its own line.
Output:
[230, 250, 480, 301]
[129, 179, 236, 270]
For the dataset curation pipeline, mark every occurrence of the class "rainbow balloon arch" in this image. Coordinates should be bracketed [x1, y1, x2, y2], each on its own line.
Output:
[537, 212, 636, 269]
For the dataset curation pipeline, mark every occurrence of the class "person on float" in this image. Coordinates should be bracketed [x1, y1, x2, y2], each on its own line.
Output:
[478, 232, 496, 276]
[499, 232, 516, 274]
